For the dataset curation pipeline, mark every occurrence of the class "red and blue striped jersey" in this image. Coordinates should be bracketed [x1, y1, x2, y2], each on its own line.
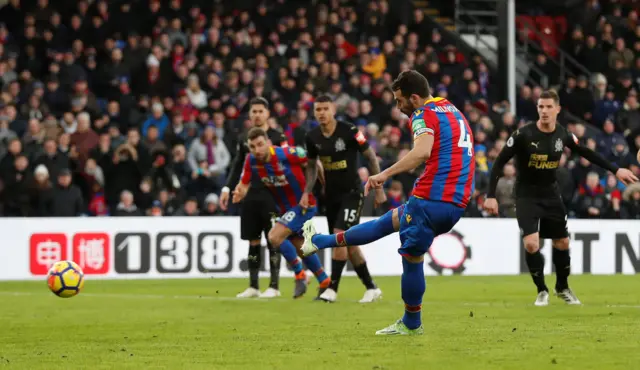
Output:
[410, 97, 475, 208]
[240, 146, 316, 213]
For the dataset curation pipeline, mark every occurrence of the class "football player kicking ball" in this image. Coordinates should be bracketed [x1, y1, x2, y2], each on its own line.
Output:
[301, 70, 475, 335]
[302, 95, 385, 303]
[233, 128, 331, 299]
[483, 90, 638, 306]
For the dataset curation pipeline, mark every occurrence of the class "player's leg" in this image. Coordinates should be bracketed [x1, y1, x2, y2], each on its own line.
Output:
[301, 205, 403, 256]
[269, 206, 330, 298]
[335, 192, 380, 302]
[259, 211, 281, 298]
[268, 222, 309, 298]
[347, 245, 381, 303]
[237, 199, 262, 298]
[290, 236, 331, 291]
[550, 237, 579, 304]
[516, 198, 549, 305]
[541, 198, 580, 304]
[376, 198, 464, 335]
[317, 201, 346, 302]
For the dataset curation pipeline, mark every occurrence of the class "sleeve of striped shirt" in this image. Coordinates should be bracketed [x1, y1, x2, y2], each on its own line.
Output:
[240, 155, 252, 185]
[410, 108, 436, 140]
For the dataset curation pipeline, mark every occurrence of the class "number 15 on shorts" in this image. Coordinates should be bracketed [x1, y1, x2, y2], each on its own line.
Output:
[344, 209, 357, 223]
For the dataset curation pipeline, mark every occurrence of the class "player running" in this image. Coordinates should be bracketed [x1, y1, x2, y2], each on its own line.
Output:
[483, 90, 638, 306]
[220, 98, 287, 299]
[301, 70, 475, 335]
[302, 95, 385, 303]
[232, 127, 331, 299]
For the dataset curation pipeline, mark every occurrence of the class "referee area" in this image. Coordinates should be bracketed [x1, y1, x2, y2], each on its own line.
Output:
[1, 274, 639, 370]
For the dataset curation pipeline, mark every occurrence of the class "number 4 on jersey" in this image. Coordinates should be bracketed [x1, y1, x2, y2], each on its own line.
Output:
[457, 120, 473, 156]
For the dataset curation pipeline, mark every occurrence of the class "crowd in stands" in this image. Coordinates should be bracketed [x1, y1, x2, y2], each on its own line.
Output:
[0, 0, 638, 220]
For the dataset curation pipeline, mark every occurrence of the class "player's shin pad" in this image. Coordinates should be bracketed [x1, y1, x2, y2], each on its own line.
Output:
[279, 239, 304, 274]
[401, 258, 425, 330]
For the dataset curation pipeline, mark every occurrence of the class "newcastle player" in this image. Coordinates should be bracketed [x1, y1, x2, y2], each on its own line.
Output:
[484, 90, 638, 306]
[220, 97, 288, 299]
[301, 95, 386, 303]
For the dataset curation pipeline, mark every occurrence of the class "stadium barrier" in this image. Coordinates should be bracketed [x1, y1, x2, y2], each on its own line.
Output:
[1, 217, 639, 280]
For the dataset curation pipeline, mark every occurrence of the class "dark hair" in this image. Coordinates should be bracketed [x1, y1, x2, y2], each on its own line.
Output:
[314, 94, 333, 104]
[247, 127, 268, 141]
[391, 70, 430, 98]
[539, 90, 560, 104]
[249, 97, 269, 109]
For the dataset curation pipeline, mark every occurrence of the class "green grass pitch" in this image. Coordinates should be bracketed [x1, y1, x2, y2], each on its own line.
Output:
[0, 275, 639, 370]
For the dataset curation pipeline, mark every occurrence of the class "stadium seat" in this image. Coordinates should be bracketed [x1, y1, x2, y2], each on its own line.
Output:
[554, 16, 568, 42]
[516, 15, 537, 42]
[535, 16, 558, 57]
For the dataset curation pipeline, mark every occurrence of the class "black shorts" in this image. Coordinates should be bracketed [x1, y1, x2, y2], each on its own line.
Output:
[240, 192, 278, 241]
[516, 196, 568, 239]
[325, 190, 364, 231]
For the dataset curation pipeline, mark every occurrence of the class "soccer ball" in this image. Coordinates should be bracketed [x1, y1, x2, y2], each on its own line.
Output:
[47, 261, 85, 298]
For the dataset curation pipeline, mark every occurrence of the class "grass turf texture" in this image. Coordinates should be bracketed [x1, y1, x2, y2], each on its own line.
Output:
[0, 275, 639, 370]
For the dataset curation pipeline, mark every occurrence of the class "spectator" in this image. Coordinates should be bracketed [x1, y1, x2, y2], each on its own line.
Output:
[186, 74, 208, 109]
[113, 190, 142, 217]
[29, 164, 53, 216]
[142, 103, 170, 140]
[574, 172, 610, 219]
[174, 197, 199, 216]
[33, 138, 68, 179]
[51, 169, 83, 217]
[70, 112, 99, 168]
[187, 124, 230, 190]
[3, 155, 32, 216]
[495, 163, 516, 217]
[623, 183, 640, 218]
[201, 193, 223, 216]
[149, 200, 164, 217]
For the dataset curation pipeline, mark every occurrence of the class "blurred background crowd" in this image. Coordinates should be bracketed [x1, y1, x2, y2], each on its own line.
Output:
[0, 0, 639, 219]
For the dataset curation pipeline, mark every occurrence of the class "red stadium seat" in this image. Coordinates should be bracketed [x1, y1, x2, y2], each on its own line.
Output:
[516, 15, 537, 42]
[535, 16, 558, 57]
[554, 16, 568, 42]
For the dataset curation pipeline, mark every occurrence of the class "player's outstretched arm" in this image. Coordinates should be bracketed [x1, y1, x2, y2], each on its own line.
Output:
[565, 136, 639, 185]
[366, 134, 433, 194]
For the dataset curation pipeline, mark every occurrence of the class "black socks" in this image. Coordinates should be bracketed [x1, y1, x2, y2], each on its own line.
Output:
[248, 245, 261, 289]
[553, 248, 570, 291]
[525, 249, 548, 293]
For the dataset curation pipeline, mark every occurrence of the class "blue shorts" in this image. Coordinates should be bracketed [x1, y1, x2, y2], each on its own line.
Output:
[397, 197, 465, 257]
[277, 205, 317, 235]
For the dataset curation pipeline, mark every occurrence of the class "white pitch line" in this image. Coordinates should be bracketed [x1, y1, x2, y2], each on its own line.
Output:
[1, 291, 639, 309]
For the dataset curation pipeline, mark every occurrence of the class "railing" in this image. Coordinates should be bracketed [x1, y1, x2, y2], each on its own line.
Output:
[454, 0, 499, 33]
[517, 22, 592, 83]
[455, 10, 548, 89]
[454, 0, 592, 87]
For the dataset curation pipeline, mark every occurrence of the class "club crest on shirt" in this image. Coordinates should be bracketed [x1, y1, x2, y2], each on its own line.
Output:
[507, 137, 514, 147]
[335, 138, 346, 152]
[555, 138, 563, 152]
